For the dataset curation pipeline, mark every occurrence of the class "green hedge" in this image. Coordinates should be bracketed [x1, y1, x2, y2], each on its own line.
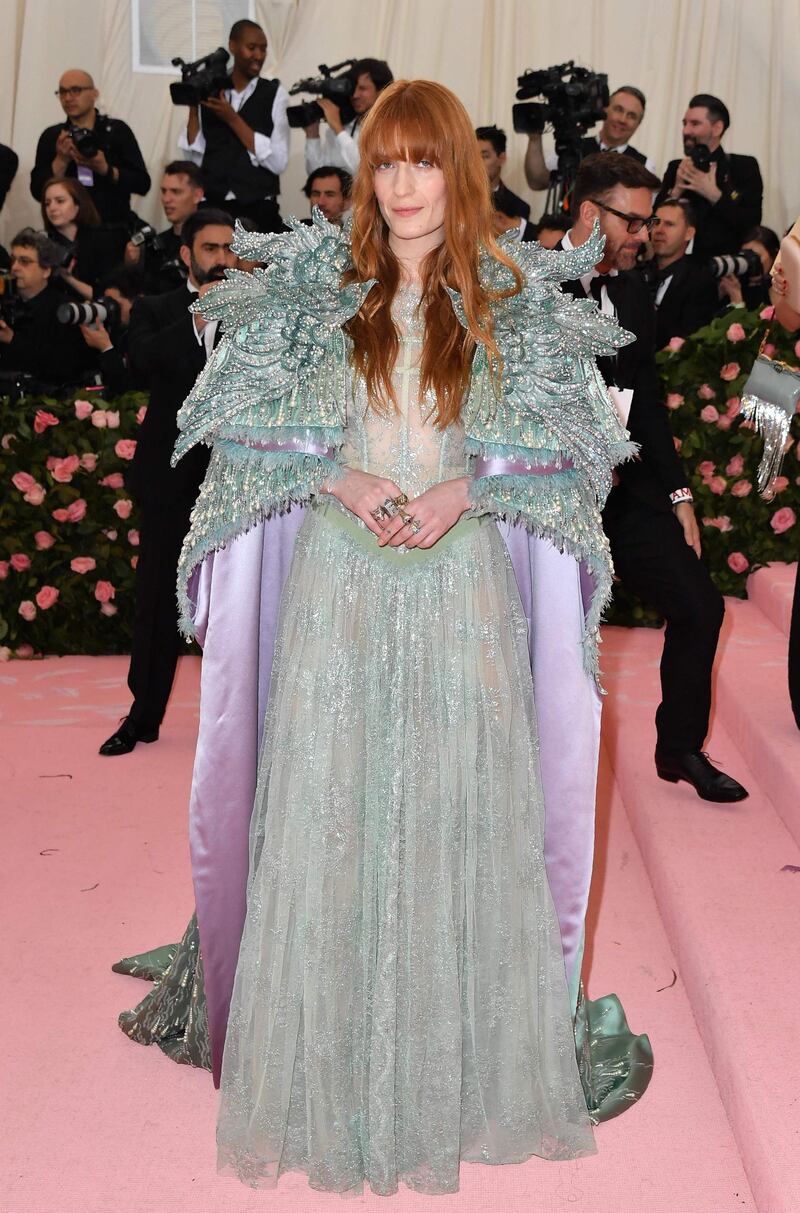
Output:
[1, 309, 799, 655]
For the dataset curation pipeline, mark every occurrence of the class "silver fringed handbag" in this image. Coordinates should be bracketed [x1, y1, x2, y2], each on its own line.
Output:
[740, 324, 800, 494]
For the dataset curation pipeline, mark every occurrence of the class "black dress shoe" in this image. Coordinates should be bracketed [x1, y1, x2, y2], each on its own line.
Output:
[655, 749, 749, 802]
[99, 717, 159, 757]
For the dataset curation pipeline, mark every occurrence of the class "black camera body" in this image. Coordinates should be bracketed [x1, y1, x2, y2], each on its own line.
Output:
[129, 221, 171, 255]
[0, 272, 24, 326]
[170, 47, 231, 106]
[513, 61, 609, 180]
[57, 295, 122, 329]
[67, 123, 101, 159]
[287, 60, 357, 129]
[689, 144, 711, 172]
[708, 248, 763, 281]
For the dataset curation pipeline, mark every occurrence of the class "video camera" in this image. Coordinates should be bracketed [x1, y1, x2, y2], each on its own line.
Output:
[0, 272, 24, 326]
[170, 47, 231, 107]
[513, 61, 609, 181]
[287, 60, 358, 129]
[57, 296, 121, 329]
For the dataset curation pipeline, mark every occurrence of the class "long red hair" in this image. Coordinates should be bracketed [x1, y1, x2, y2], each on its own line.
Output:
[344, 79, 523, 428]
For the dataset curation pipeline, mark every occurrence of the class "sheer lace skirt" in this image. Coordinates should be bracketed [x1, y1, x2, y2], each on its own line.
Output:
[216, 507, 595, 1195]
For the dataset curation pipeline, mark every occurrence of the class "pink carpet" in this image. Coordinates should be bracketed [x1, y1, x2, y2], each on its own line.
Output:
[4, 568, 797, 1211]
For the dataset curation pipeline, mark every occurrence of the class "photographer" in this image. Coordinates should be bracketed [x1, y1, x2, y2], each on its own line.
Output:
[178, 20, 289, 233]
[303, 58, 393, 175]
[525, 85, 655, 191]
[99, 209, 236, 756]
[77, 265, 144, 397]
[476, 125, 530, 223]
[303, 166, 351, 226]
[125, 161, 205, 293]
[656, 94, 762, 259]
[717, 225, 779, 312]
[31, 69, 151, 224]
[644, 199, 718, 347]
[0, 228, 93, 386]
[41, 177, 126, 300]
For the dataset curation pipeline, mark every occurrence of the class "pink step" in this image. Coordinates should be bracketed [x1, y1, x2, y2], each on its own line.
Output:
[747, 562, 796, 639]
[715, 598, 800, 847]
[601, 624, 800, 1213]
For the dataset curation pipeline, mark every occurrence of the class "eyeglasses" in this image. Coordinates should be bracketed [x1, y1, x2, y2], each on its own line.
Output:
[55, 86, 93, 98]
[589, 199, 656, 234]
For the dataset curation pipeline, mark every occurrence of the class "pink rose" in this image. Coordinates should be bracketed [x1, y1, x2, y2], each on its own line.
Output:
[94, 580, 116, 603]
[771, 507, 797, 534]
[23, 483, 46, 505]
[103, 528, 118, 541]
[794, 340, 800, 361]
[731, 479, 752, 497]
[668, 336, 685, 351]
[70, 556, 96, 574]
[130, 555, 139, 569]
[105, 410, 120, 429]
[709, 476, 727, 495]
[15, 644, 34, 659]
[698, 383, 716, 400]
[127, 529, 140, 546]
[0, 561, 8, 579]
[700, 404, 720, 423]
[51, 508, 68, 522]
[760, 306, 775, 321]
[33, 410, 59, 434]
[80, 452, 98, 472]
[666, 393, 684, 410]
[113, 498, 133, 519]
[114, 439, 137, 461]
[0, 646, 10, 662]
[99, 472, 124, 489]
[719, 362, 740, 382]
[136, 405, 147, 425]
[697, 460, 716, 480]
[12, 471, 36, 493]
[91, 409, 108, 428]
[673, 437, 682, 452]
[10, 553, 31, 572]
[50, 454, 80, 483]
[727, 552, 750, 574]
[702, 515, 733, 532]
[65, 498, 87, 523]
[18, 600, 36, 621]
[726, 322, 746, 343]
[1, 433, 15, 450]
[74, 399, 94, 420]
[35, 585, 59, 610]
[771, 476, 789, 493]
[34, 531, 55, 550]
[763, 343, 776, 357]
[726, 454, 744, 476]
[100, 602, 118, 617]
[716, 415, 732, 431]
[726, 396, 741, 417]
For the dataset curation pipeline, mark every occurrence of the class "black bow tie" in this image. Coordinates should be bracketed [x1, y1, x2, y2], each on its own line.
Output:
[589, 273, 624, 309]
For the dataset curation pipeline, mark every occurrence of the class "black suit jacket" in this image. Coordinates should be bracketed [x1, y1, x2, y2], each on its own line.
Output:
[656, 148, 762, 260]
[126, 286, 210, 509]
[0, 284, 93, 386]
[0, 142, 18, 211]
[493, 181, 530, 221]
[646, 256, 720, 348]
[560, 243, 687, 517]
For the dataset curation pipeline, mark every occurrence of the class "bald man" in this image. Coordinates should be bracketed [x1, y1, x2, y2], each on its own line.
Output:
[31, 68, 151, 222]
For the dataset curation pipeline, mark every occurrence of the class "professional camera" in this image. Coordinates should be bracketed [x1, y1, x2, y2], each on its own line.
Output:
[129, 221, 171, 255]
[287, 60, 358, 129]
[689, 144, 711, 172]
[170, 47, 231, 106]
[513, 61, 609, 180]
[67, 124, 101, 159]
[0, 272, 24, 325]
[707, 248, 763, 281]
[57, 295, 121, 328]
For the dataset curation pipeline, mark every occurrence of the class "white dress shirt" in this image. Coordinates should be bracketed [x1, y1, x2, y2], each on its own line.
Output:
[187, 278, 219, 358]
[304, 119, 361, 176]
[179, 77, 290, 198]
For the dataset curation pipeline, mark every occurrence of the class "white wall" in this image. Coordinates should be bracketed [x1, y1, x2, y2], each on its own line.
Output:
[2, 0, 798, 245]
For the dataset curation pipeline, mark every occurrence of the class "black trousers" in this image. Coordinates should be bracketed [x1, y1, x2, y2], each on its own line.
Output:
[210, 196, 283, 234]
[126, 501, 192, 734]
[605, 501, 725, 755]
[789, 561, 800, 729]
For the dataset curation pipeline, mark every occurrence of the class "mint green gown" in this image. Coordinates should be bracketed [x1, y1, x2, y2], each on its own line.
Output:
[213, 285, 595, 1194]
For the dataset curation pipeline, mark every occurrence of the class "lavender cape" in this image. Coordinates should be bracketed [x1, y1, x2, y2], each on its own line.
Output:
[187, 513, 599, 1087]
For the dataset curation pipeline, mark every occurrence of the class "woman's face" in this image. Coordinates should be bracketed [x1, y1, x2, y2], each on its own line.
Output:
[372, 158, 447, 256]
[45, 186, 80, 229]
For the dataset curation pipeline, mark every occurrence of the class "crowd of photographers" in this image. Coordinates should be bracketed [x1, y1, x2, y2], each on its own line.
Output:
[0, 18, 779, 403]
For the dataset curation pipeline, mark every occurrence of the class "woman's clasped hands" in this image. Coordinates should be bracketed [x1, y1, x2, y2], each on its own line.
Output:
[325, 468, 472, 550]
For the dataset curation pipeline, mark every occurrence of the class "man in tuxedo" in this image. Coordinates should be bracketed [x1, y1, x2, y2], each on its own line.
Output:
[563, 153, 747, 801]
[656, 94, 762, 260]
[476, 125, 531, 222]
[646, 199, 718, 347]
[99, 209, 235, 756]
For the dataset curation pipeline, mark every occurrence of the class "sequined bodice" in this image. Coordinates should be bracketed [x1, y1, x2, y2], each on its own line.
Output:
[339, 283, 469, 496]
